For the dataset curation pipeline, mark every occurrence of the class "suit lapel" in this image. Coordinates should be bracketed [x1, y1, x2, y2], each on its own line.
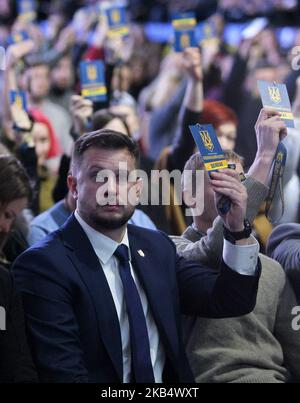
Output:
[61, 215, 123, 381]
[128, 227, 180, 366]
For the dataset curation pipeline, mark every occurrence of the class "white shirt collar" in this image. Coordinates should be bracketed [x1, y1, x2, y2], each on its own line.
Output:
[74, 210, 130, 265]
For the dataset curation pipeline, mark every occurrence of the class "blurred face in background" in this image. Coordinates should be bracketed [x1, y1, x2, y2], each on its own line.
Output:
[0, 198, 28, 250]
[112, 65, 132, 93]
[25, 65, 50, 102]
[0, 0, 10, 16]
[247, 66, 279, 97]
[51, 56, 74, 91]
[217, 122, 237, 151]
[109, 105, 140, 138]
[32, 122, 51, 166]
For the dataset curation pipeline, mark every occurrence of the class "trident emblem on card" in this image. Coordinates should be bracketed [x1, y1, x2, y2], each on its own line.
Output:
[199, 130, 214, 152]
[180, 34, 190, 49]
[268, 86, 281, 104]
[111, 9, 121, 24]
[87, 64, 97, 81]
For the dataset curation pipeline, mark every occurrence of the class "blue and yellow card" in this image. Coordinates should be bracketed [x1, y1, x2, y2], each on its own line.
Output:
[258, 80, 294, 128]
[196, 20, 218, 47]
[106, 6, 129, 38]
[8, 30, 30, 45]
[80, 60, 107, 102]
[17, 0, 37, 23]
[189, 124, 228, 172]
[10, 90, 27, 111]
[172, 13, 197, 52]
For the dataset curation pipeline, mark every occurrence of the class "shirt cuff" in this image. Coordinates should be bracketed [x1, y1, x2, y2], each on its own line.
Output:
[223, 235, 259, 276]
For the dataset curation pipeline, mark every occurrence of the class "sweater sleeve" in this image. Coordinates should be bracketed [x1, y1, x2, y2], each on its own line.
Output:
[167, 107, 201, 172]
[221, 54, 248, 113]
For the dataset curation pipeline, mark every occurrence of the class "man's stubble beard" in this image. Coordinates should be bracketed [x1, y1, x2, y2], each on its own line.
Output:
[90, 206, 136, 230]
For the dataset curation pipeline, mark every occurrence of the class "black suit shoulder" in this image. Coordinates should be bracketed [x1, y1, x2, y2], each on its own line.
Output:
[127, 224, 177, 251]
[0, 266, 12, 308]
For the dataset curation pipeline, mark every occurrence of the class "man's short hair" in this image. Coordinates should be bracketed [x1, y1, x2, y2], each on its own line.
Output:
[71, 129, 140, 171]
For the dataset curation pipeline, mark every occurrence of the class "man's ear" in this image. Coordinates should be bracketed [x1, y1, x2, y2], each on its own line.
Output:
[67, 174, 78, 200]
[136, 177, 143, 198]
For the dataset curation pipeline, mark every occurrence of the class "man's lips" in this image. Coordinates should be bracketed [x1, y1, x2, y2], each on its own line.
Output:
[102, 205, 122, 211]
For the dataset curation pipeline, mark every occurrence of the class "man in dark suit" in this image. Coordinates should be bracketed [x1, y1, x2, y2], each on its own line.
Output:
[13, 129, 261, 383]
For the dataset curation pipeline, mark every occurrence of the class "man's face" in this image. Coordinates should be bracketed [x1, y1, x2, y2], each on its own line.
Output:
[0, 197, 28, 251]
[217, 122, 237, 151]
[32, 122, 51, 166]
[68, 147, 142, 231]
[51, 56, 73, 91]
[26, 65, 50, 101]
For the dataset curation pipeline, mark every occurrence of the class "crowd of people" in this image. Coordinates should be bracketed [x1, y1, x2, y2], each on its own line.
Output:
[1, 0, 300, 384]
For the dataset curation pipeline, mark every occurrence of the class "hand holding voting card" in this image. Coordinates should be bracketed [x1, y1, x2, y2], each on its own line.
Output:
[10, 90, 32, 132]
[189, 124, 230, 215]
[257, 80, 295, 128]
[105, 6, 129, 39]
[172, 13, 197, 52]
[8, 31, 30, 46]
[196, 20, 218, 47]
[17, 0, 37, 23]
[257, 80, 289, 221]
[80, 60, 107, 103]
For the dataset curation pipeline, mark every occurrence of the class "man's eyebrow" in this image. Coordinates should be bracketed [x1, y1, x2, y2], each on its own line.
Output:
[88, 166, 130, 175]
[88, 165, 107, 171]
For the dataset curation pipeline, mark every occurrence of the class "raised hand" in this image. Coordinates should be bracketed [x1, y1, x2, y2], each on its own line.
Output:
[181, 47, 203, 82]
[210, 168, 247, 232]
[254, 108, 288, 160]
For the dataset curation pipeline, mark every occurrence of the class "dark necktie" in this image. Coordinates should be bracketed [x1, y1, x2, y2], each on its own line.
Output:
[114, 244, 155, 383]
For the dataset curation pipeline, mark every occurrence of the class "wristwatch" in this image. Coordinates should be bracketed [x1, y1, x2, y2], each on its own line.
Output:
[223, 219, 252, 244]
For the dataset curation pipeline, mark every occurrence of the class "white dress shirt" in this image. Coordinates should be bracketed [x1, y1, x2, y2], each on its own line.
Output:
[75, 211, 165, 383]
[223, 236, 259, 276]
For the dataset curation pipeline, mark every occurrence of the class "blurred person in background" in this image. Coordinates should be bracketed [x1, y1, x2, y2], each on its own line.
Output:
[0, 155, 37, 383]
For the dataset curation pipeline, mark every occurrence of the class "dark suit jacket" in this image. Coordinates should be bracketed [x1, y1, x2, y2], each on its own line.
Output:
[0, 266, 37, 383]
[13, 215, 260, 383]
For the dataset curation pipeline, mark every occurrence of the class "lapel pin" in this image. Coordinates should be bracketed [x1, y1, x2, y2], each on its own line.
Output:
[138, 250, 145, 257]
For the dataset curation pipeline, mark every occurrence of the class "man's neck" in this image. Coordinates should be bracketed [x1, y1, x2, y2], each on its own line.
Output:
[193, 217, 212, 235]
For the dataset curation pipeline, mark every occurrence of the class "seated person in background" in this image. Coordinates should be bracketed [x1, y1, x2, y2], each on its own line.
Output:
[267, 224, 300, 303]
[171, 150, 300, 383]
[30, 109, 61, 213]
[0, 154, 37, 383]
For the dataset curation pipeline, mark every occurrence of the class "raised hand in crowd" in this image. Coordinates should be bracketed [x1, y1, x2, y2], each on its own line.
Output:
[248, 108, 288, 185]
[55, 25, 76, 53]
[210, 168, 249, 236]
[70, 95, 93, 138]
[181, 47, 203, 112]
